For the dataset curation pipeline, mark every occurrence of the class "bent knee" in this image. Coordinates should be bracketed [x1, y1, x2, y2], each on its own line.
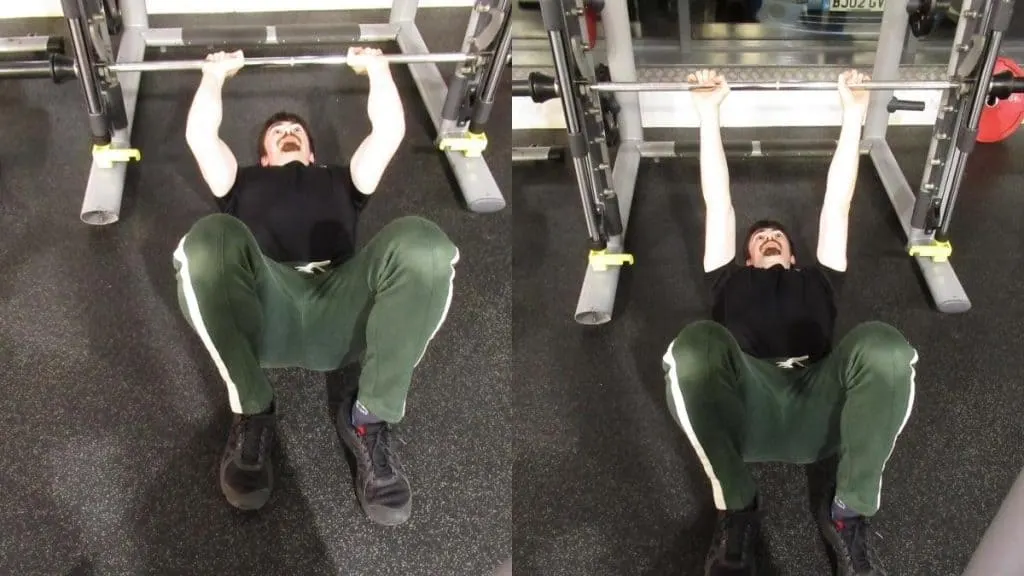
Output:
[186, 213, 249, 244]
[385, 217, 458, 278]
[664, 321, 738, 393]
[672, 321, 735, 355]
[846, 321, 916, 361]
[176, 214, 252, 281]
[386, 216, 455, 250]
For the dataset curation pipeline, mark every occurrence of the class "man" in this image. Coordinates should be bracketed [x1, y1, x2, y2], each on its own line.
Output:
[174, 48, 459, 527]
[661, 69, 918, 575]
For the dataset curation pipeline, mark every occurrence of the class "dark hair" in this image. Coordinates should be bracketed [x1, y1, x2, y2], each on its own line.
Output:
[257, 111, 316, 160]
[745, 219, 794, 259]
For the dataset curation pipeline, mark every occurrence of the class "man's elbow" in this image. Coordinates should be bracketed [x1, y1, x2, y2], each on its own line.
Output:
[370, 117, 405, 145]
[184, 127, 209, 150]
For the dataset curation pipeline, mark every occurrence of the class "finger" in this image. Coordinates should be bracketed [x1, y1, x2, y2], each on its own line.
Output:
[687, 73, 697, 83]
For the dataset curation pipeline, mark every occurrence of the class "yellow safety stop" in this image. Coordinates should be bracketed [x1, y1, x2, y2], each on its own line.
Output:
[439, 132, 488, 157]
[589, 249, 635, 271]
[92, 144, 141, 169]
[908, 240, 953, 262]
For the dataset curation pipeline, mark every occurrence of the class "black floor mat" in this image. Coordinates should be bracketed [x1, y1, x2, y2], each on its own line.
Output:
[514, 127, 1024, 575]
[0, 9, 510, 576]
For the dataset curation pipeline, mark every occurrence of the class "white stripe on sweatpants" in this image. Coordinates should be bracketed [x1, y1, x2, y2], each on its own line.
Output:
[873, 349, 918, 511]
[663, 341, 728, 510]
[403, 247, 460, 418]
[173, 236, 244, 414]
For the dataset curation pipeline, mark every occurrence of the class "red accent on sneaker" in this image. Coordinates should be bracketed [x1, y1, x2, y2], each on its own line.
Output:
[355, 425, 367, 437]
[834, 519, 846, 531]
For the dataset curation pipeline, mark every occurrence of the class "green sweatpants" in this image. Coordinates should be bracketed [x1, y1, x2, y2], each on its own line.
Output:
[662, 320, 917, 517]
[172, 213, 459, 423]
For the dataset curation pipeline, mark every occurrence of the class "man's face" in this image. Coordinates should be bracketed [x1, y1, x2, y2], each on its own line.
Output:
[746, 228, 795, 269]
[260, 121, 313, 167]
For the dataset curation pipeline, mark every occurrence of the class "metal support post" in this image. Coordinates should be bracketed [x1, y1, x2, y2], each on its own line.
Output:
[78, 0, 146, 225]
[392, 0, 506, 213]
[437, 0, 488, 142]
[866, 0, 971, 312]
[864, 0, 912, 141]
[65, 0, 111, 146]
[936, 0, 1015, 240]
[574, 0, 643, 325]
[436, 0, 510, 159]
[470, 6, 512, 132]
[540, 0, 604, 249]
[961, 467, 1024, 576]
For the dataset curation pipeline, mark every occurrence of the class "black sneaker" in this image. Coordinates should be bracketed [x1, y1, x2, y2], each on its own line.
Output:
[334, 397, 412, 526]
[705, 507, 761, 575]
[817, 497, 886, 575]
[219, 408, 275, 511]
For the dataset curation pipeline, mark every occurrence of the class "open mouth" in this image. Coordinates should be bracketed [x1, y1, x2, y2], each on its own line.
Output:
[279, 137, 300, 153]
[761, 244, 781, 257]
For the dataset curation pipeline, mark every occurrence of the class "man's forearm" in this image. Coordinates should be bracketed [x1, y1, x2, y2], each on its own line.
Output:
[823, 110, 864, 210]
[699, 111, 732, 209]
[185, 74, 226, 141]
[365, 67, 405, 137]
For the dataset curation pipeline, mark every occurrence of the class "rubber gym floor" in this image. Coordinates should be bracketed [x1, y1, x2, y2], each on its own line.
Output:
[0, 9, 510, 576]
[514, 125, 1024, 575]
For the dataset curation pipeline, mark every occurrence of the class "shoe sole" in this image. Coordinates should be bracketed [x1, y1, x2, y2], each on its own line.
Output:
[220, 458, 274, 511]
[360, 496, 412, 527]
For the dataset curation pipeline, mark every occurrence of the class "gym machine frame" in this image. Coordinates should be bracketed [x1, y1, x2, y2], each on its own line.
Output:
[55, 0, 510, 225]
[529, 0, 1017, 323]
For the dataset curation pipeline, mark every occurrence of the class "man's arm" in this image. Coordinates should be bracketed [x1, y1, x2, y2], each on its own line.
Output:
[700, 108, 737, 272]
[817, 70, 869, 272]
[184, 52, 242, 198]
[689, 70, 736, 273]
[348, 52, 406, 196]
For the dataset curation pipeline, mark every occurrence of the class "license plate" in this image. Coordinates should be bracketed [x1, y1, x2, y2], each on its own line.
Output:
[826, 0, 885, 11]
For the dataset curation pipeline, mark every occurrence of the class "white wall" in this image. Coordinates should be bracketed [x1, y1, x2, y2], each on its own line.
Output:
[0, 0, 474, 19]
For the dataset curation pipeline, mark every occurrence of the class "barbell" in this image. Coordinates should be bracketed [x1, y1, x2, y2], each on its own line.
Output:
[103, 52, 477, 73]
[0, 51, 480, 82]
[515, 72, 1024, 97]
[514, 66, 1024, 142]
[591, 80, 966, 92]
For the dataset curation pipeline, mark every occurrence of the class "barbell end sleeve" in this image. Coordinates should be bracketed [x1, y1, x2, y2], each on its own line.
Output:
[46, 36, 66, 55]
[528, 71, 559, 103]
[887, 97, 927, 112]
[512, 79, 531, 97]
[987, 73, 1024, 101]
[50, 54, 77, 83]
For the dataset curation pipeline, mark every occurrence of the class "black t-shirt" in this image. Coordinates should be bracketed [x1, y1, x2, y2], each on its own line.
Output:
[216, 161, 370, 265]
[706, 261, 845, 361]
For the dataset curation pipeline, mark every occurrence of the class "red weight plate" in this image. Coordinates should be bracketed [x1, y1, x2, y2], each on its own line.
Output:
[978, 56, 1024, 143]
[585, 7, 598, 49]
